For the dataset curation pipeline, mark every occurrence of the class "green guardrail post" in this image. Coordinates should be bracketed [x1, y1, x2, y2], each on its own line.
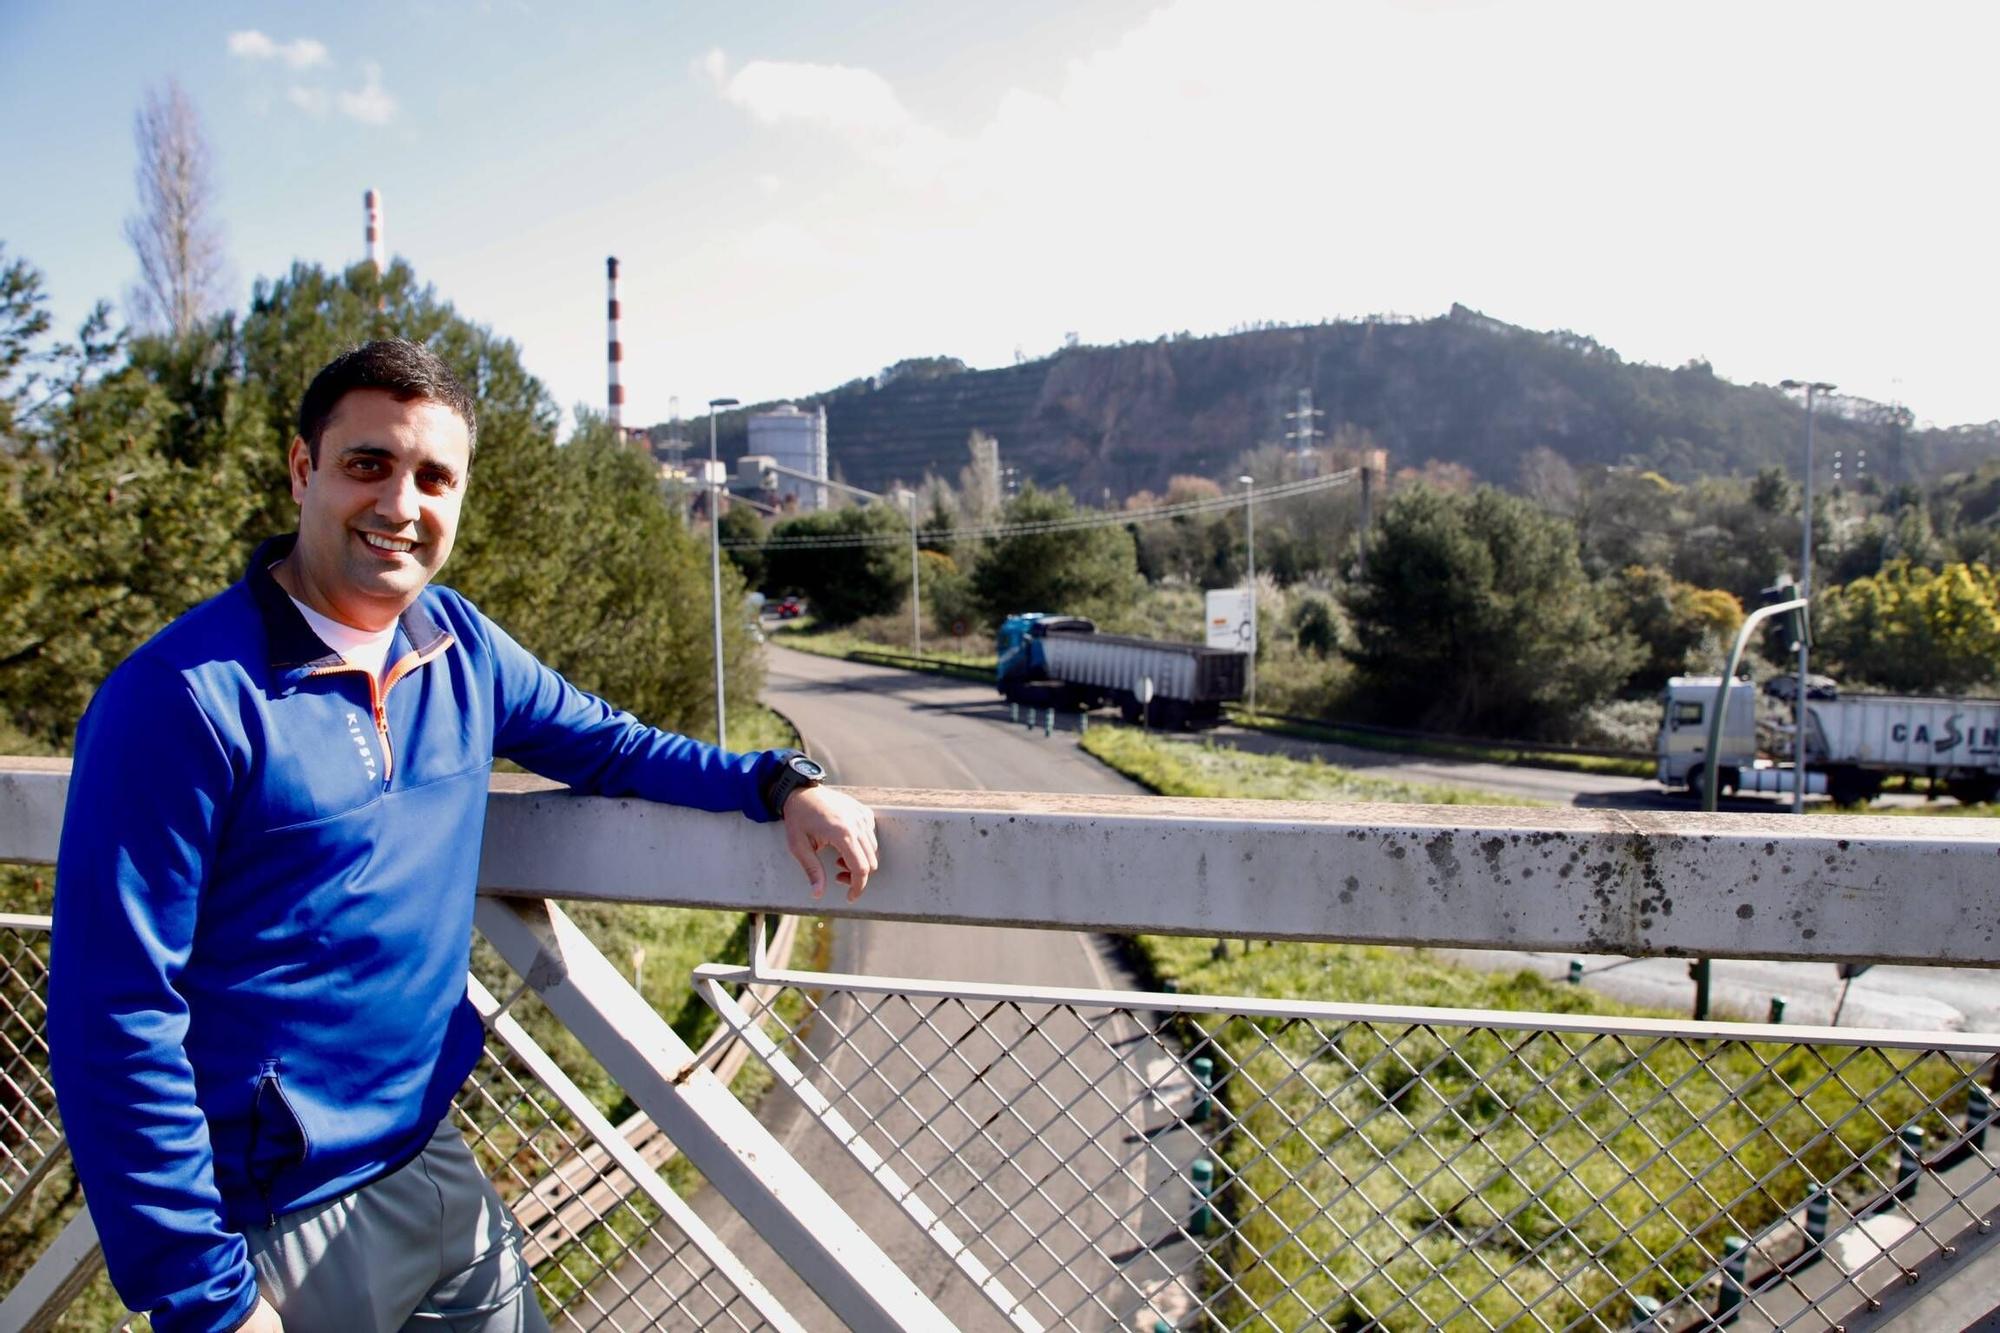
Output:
[1190, 1157, 1216, 1236]
[1043, 708, 1053, 738]
[1079, 708, 1088, 734]
[1804, 1180, 1828, 1248]
[1768, 996, 1786, 1024]
[1626, 1295, 1662, 1329]
[1009, 701, 1018, 724]
[1897, 1125, 1925, 1201]
[1713, 1235, 1748, 1323]
[1568, 959, 1584, 985]
[1971, 1085, 1993, 1154]
[1191, 1056, 1214, 1124]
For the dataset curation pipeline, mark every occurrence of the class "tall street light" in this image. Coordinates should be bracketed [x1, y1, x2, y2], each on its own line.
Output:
[707, 396, 740, 750]
[1239, 474, 1257, 713]
[1779, 379, 1834, 814]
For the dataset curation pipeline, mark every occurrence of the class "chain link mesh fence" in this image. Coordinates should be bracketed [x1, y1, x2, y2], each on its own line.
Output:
[705, 969, 2000, 1332]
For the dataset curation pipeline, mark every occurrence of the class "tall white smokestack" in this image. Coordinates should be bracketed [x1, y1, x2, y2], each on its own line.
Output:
[364, 189, 384, 272]
[606, 256, 624, 434]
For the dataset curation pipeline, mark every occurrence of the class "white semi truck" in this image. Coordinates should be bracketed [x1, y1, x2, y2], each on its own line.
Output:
[1658, 675, 2000, 806]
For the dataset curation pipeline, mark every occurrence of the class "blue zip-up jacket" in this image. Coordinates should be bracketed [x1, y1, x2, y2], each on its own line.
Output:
[48, 536, 786, 1333]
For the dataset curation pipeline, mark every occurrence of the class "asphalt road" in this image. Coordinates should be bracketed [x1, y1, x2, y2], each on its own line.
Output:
[606, 647, 1190, 1333]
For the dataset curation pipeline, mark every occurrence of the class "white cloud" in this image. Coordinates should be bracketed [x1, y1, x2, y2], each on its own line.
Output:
[696, 47, 728, 91]
[723, 59, 915, 139]
[756, 174, 783, 196]
[285, 85, 328, 117]
[226, 30, 329, 70]
[335, 64, 397, 126]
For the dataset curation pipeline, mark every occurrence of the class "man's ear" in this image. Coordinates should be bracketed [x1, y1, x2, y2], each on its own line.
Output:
[287, 437, 313, 504]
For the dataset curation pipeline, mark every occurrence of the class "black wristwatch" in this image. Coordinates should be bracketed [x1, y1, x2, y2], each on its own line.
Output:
[761, 750, 826, 817]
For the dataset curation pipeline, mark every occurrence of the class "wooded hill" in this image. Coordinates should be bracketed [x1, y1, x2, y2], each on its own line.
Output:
[677, 306, 1997, 498]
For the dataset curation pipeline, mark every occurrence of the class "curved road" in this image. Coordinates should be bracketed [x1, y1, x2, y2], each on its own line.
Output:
[620, 647, 1182, 1333]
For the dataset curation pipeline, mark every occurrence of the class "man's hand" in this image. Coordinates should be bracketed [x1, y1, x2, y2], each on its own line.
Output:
[780, 786, 878, 901]
[238, 1294, 284, 1331]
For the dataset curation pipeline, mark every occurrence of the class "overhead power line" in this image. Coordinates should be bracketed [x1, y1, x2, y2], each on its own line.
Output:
[724, 468, 1360, 551]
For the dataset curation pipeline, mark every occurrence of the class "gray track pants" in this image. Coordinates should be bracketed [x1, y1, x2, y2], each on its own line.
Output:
[242, 1119, 552, 1333]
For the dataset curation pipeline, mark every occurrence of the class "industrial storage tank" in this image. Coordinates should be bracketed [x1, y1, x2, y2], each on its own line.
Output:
[749, 404, 829, 511]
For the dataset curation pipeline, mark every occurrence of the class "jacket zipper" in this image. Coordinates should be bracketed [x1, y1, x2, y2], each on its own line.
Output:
[308, 635, 453, 788]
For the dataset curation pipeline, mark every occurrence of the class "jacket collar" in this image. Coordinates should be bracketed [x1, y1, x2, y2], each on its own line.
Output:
[247, 534, 452, 672]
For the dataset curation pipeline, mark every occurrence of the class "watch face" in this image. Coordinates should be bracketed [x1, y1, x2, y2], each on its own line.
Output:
[790, 755, 826, 782]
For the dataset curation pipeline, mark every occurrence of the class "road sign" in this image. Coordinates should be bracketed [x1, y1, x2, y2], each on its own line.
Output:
[1205, 588, 1254, 652]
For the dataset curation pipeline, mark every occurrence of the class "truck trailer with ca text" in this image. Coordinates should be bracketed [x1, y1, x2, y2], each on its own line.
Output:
[1658, 675, 2000, 805]
[996, 613, 1247, 729]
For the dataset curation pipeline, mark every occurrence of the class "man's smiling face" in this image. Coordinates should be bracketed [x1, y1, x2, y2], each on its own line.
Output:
[283, 387, 472, 631]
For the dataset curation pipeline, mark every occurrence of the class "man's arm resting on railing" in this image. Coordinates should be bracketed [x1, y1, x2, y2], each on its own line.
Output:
[46, 660, 262, 1333]
[478, 608, 877, 897]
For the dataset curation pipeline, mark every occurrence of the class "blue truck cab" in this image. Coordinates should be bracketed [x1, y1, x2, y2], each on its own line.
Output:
[996, 613, 1096, 694]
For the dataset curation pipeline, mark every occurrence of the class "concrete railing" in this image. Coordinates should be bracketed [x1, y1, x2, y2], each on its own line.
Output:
[5, 759, 2000, 1330]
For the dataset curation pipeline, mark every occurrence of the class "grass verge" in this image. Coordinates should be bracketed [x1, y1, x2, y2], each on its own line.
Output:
[1225, 707, 1656, 780]
[1079, 726, 1545, 806]
[1134, 935, 1961, 1329]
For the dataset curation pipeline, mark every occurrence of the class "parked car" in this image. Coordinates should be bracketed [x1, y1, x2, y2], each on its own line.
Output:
[773, 596, 805, 619]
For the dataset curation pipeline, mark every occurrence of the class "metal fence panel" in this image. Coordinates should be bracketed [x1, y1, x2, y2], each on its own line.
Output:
[705, 965, 2000, 1332]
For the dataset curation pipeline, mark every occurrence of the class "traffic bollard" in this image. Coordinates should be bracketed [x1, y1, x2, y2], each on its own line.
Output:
[1043, 708, 1053, 737]
[1897, 1125, 1924, 1201]
[1713, 1235, 1748, 1323]
[1626, 1295, 1662, 1329]
[1768, 996, 1787, 1024]
[1805, 1180, 1828, 1248]
[1009, 701, 1018, 724]
[1192, 1056, 1214, 1124]
[1568, 959, 1584, 985]
[1190, 1158, 1216, 1236]
[1971, 1086, 1992, 1153]
[1079, 709, 1088, 734]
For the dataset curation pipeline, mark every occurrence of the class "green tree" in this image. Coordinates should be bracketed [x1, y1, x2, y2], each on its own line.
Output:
[718, 502, 767, 591]
[1341, 485, 1640, 738]
[0, 280, 262, 744]
[1816, 559, 2000, 694]
[1606, 565, 1743, 691]
[969, 486, 1142, 627]
[763, 504, 910, 625]
[467, 413, 760, 738]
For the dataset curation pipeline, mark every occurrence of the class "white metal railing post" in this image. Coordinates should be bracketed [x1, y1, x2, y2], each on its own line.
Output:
[471, 895, 958, 1332]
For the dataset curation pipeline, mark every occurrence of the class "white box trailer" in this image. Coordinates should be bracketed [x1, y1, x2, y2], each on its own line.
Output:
[1658, 676, 2000, 805]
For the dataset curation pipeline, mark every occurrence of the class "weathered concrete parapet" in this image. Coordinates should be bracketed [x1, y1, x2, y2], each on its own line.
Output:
[5, 761, 1997, 965]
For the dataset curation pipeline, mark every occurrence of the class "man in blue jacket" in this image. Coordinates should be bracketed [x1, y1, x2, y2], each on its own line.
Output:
[48, 339, 877, 1333]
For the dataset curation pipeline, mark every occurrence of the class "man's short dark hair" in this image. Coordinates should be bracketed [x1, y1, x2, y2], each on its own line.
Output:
[296, 339, 479, 465]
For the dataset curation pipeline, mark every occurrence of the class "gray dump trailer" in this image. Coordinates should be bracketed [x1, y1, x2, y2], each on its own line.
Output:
[996, 613, 1247, 728]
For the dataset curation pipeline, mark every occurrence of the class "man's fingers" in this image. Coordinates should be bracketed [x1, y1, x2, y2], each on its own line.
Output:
[787, 821, 827, 898]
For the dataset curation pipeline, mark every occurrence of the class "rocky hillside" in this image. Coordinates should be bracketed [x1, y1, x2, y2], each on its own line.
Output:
[667, 307, 1996, 500]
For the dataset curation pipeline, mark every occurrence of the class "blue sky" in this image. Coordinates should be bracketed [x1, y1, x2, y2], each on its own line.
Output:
[4, 1, 1997, 438]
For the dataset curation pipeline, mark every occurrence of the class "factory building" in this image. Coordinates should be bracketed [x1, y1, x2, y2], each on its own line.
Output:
[749, 404, 829, 512]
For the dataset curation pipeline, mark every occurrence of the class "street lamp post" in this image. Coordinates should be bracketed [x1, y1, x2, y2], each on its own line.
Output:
[707, 396, 740, 750]
[905, 492, 922, 658]
[1779, 379, 1834, 814]
[1239, 474, 1257, 712]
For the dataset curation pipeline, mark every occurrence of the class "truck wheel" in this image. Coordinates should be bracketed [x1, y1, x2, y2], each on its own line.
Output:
[1828, 767, 1880, 807]
[1946, 776, 2000, 806]
[1685, 764, 1707, 800]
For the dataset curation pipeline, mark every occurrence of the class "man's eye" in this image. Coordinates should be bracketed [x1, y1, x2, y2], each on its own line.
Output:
[347, 459, 383, 476]
[420, 471, 454, 493]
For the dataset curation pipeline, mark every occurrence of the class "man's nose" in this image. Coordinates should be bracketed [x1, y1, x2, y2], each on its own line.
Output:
[375, 471, 422, 524]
